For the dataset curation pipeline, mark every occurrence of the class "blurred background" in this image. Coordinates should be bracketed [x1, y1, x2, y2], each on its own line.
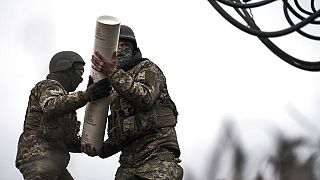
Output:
[1, 0, 320, 179]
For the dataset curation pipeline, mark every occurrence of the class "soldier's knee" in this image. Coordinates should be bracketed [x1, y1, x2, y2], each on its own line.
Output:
[19, 159, 62, 180]
[154, 160, 184, 180]
[173, 163, 184, 180]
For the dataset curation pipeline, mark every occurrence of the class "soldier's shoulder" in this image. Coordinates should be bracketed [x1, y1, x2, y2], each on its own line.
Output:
[35, 79, 56, 86]
[34, 79, 62, 90]
[140, 58, 155, 66]
[139, 59, 162, 72]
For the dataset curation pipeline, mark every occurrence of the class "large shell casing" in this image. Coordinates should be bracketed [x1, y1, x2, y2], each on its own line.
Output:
[81, 15, 120, 152]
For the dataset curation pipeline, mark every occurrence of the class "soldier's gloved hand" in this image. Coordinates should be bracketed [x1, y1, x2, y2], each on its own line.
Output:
[87, 75, 94, 88]
[99, 139, 120, 159]
[83, 78, 112, 101]
[68, 135, 82, 153]
[81, 143, 98, 157]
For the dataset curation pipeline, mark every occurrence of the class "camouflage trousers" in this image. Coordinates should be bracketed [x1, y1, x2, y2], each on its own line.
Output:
[17, 158, 73, 180]
[115, 150, 183, 180]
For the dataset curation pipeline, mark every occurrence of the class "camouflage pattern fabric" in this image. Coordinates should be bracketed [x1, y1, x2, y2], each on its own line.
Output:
[18, 158, 74, 180]
[103, 58, 183, 179]
[115, 148, 183, 180]
[15, 79, 87, 179]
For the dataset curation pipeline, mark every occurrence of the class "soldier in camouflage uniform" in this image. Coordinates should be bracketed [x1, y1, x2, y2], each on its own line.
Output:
[15, 51, 112, 180]
[83, 25, 183, 180]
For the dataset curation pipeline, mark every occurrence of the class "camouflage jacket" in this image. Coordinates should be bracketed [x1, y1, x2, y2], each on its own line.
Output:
[15, 79, 87, 167]
[106, 58, 181, 166]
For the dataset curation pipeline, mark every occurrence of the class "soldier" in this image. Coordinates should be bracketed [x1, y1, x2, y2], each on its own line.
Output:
[15, 51, 112, 180]
[82, 25, 184, 180]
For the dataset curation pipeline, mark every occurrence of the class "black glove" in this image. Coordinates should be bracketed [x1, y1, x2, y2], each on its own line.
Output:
[99, 139, 120, 159]
[84, 78, 112, 101]
[87, 75, 94, 88]
[67, 135, 82, 153]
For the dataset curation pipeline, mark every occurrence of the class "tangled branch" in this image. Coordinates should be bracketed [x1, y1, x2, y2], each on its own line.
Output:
[208, 0, 320, 71]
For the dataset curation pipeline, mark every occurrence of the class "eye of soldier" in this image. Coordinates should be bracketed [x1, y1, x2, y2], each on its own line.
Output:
[118, 41, 128, 49]
[75, 68, 84, 76]
[73, 63, 84, 76]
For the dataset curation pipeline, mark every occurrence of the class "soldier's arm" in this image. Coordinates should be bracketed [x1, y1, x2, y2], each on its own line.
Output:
[38, 81, 87, 118]
[111, 62, 160, 109]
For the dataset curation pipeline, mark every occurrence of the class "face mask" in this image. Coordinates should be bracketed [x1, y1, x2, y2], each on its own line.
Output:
[69, 63, 84, 91]
[69, 72, 83, 92]
[117, 46, 133, 69]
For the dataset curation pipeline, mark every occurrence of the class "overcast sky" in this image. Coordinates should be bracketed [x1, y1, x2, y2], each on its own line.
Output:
[1, 0, 320, 179]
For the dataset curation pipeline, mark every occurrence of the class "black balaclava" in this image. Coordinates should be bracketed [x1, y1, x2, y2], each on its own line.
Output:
[117, 41, 142, 71]
[46, 63, 84, 92]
